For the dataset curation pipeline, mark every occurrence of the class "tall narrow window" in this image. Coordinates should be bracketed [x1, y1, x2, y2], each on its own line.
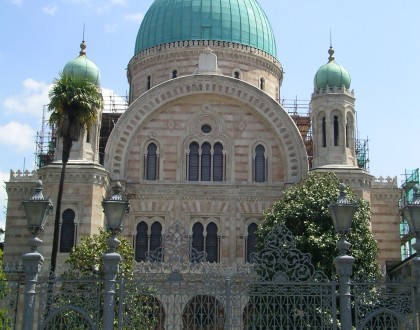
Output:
[147, 75, 152, 90]
[260, 78, 265, 90]
[189, 142, 199, 181]
[345, 123, 349, 148]
[206, 223, 218, 263]
[60, 209, 75, 253]
[333, 115, 339, 146]
[191, 222, 204, 262]
[135, 222, 148, 262]
[150, 222, 162, 262]
[172, 70, 178, 79]
[146, 143, 158, 180]
[322, 117, 327, 147]
[255, 145, 266, 182]
[201, 142, 211, 181]
[213, 142, 223, 182]
[246, 223, 258, 263]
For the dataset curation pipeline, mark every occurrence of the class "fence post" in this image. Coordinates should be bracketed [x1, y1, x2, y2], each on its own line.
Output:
[22, 251, 43, 330]
[334, 238, 354, 330]
[225, 276, 231, 329]
[102, 248, 121, 330]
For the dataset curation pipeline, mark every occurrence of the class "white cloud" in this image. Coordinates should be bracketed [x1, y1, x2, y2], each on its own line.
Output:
[105, 23, 118, 33]
[0, 121, 36, 152]
[8, 0, 23, 5]
[111, 0, 127, 5]
[43, 4, 58, 16]
[2, 79, 50, 118]
[125, 12, 144, 22]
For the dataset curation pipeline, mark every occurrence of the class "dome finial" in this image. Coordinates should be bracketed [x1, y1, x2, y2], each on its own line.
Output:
[328, 46, 335, 62]
[328, 29, 335, 62]
[79, 41, 87, 56]
[80, 24, 86, 56]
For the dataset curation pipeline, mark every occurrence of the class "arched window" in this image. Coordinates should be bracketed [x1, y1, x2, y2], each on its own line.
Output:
[246, 223, 258, 263]
[147, 75, 152, 90]
[234, 71, 240, 79]
[206, 223, 218, 263]
[191, 222, 204, 262]
[260, 78, 265, 90]
[322, 117, 327, 147]
[333, 115, 339, 146]
[172, 70, 178, 79]
[254, 145, 266, 182]
[145, 143, 158, 180]
[201, 142, 211, 181]
[188, 142, 225, 182]
[135, 222, 148, 262]
[213, 142, 223, 182]
[150, 222, 162, 262]
[60, 209, 75, 253]
[189, 142, 200, 181]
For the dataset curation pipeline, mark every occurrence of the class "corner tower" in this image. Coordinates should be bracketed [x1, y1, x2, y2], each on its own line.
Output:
[54, 41, 103, 164]
[311, 47, 357, 169]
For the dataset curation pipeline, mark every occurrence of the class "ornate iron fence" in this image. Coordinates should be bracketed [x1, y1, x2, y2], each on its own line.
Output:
[4, 220, 417, 329]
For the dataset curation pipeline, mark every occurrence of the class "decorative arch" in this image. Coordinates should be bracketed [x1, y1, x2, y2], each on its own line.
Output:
[104, 75, 308, 183]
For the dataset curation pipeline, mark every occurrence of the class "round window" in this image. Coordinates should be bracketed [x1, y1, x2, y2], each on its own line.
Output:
[201, 124, 212, 133]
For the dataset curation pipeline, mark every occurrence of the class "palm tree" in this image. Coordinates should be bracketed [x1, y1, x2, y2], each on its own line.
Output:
[48, 74, 103, 274]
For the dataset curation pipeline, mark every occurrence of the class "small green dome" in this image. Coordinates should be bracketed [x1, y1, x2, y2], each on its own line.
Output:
[63, 41, 101, 85]
[314, 47, 350, 90]
[135, 0, 277, 58]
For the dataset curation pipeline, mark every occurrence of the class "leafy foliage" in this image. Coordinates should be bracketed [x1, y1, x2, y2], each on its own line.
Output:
[258, 171, 380, 279]
[48, 75, 103, 141]
[66, 228, 134, 278]
[0, 250, 12, 329]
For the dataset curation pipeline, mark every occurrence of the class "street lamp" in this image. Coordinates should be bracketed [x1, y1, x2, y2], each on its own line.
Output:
[102, 181, 130, 251]
[21, 180, 53, 330]
[101, 181, 129, 330]
[22, 180, 53, 251]
[329, 183, 358, 330]
[329, 183, 358, 239]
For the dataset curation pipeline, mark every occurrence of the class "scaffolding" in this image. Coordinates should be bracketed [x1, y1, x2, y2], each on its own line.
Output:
[400, 168, 419, 260]
[355, 138, 370, 170]
[281, 98, 313, 167]
[35, 105, 56, 169]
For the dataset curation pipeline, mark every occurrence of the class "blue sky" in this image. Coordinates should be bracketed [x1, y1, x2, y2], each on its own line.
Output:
[1, 0, 420, 227]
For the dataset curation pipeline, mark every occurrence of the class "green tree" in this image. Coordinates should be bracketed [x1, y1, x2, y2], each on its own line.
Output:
[48, 75, 103, 274]
[258, 171, 380, 279]
[62, 229, 157, 329]
[65, 228, 134, 278]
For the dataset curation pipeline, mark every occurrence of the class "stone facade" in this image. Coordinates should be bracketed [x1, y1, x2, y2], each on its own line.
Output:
[3, 3, 403, 273]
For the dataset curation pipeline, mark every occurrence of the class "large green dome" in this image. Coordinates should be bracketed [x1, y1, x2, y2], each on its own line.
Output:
[135, 0, 277, 57]
[63, 42, 101, 85]
[314, 47, 351, 90]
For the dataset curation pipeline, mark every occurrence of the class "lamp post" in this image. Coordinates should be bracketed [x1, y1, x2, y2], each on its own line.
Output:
[21, 180, 53, 330]
[101, 182, 129, 330]
[329, 183, 358, 330]
[401, 184, 420, 327]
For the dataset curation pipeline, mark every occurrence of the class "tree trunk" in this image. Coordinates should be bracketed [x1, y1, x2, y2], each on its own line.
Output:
[50, 136, 73, 274]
